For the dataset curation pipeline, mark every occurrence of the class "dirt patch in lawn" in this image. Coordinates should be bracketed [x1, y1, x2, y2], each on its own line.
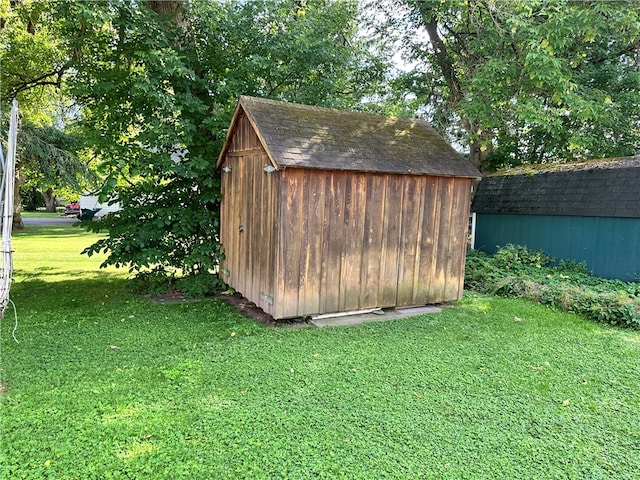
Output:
[148, 291, 310, 328]
[216, 292, 311, 328]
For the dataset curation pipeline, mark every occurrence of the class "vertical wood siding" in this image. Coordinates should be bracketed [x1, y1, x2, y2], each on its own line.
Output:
[220, 111, 473, 319]
[275, 169, 472, 318]
[219, 112, 279, 316]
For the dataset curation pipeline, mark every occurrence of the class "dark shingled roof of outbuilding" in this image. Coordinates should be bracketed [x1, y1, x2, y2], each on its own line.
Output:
[472, 156, 640, 218]
[217, 96, 481, 178]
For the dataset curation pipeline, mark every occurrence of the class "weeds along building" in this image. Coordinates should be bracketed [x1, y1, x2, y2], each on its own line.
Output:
[217, 96, 481, 319]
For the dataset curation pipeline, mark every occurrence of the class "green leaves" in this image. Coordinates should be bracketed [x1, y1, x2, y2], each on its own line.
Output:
[82, 175, 224, 295]
[56, 0, 383, 292]
[465, 245, 640, 328]
[12, 118, 95, 202]
[391, 0, 640, 169]
[0, 0, 67, 110]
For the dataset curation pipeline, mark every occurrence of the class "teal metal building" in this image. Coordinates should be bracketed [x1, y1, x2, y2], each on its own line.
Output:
[472, 156, 640, 281]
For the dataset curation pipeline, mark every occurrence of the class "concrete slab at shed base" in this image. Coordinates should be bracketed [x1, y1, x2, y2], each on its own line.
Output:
[309, 305, 443, 327]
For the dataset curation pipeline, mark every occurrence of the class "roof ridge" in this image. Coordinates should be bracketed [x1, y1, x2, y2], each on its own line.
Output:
[493, 155, 640, 176]
[239, 95, 428, 125]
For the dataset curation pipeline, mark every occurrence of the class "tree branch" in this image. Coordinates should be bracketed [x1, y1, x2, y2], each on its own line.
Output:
[4, 66, 66, 100]
[419, 7, 465, 108]
[589, 40, 640, 66]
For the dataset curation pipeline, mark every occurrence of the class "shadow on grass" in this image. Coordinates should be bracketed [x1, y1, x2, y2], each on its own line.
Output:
[14, 225, 96, 238]
[12, 276, 135, 310]
[14, 268, 123, 282]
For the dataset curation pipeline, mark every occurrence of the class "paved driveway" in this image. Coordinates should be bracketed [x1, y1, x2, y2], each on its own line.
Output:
[22, 216, 78, 227]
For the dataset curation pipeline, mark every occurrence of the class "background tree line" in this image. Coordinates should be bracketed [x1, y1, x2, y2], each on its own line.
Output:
[1, 0, 638, 295]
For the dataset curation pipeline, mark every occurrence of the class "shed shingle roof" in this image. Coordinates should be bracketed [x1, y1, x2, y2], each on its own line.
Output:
[472, 156, 640, 218]
[218, 96, 480, 178]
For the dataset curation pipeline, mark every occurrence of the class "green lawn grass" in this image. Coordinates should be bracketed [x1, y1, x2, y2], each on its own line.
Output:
[1, 226, 639, 479]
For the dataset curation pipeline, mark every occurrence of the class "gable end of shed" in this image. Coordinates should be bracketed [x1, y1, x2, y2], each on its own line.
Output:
[216, 101, 279, 171]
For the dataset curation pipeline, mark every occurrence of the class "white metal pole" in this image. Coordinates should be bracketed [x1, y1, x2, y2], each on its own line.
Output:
[1, 99, 18, 315]
[470, 212, 477, 250]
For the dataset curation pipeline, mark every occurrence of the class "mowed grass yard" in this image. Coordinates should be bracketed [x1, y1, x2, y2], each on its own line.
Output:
[1, 226, 639, 479]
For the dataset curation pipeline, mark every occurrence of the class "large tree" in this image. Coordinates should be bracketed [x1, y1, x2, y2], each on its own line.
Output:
[0, 0, 67, 111]
[18, 121, 92, 212]
[382, 0, 640, 170]
[1, 0, 86, 227]
[54, 0, 386, 295]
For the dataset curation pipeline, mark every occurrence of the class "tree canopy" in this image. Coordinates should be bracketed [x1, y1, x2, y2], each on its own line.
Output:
[379, 0, 640, 169]
[1, 0, 93, 224]
[0, 0, 67, 116]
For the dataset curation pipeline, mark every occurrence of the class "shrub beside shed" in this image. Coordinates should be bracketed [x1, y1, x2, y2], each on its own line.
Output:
[472, 156, 640, 281]
[217, 96, 480, 319]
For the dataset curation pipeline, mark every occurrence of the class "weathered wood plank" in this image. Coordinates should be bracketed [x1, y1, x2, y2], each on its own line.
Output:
[264, 155, 278, 317]
[255, 156, 266, 307]
[300, 170, 325, 315]
[321, 171, 346, 314]
[222, 159, 232, 286]
[243, 111, 251, 149]
[298, 169, 311, 316]
[317, 171, 329, 313]
[231, 160, 241, 291]
[278, 169, 304, 318]
[251, 156, 261, 300]
[341, 173, 367, 311]
[237, 112, 244, 150]
[235, 156, 246, 297]
[219, 159, 231, 282]
[226, 148, 265, 157]
[250, 116, 260, 149]
[359, 173, 385, 308]
[425, 177, 442, 303]
[240, 156, 250, 298]
[243, 155, 254, 302]
[249, 155, 262, 306]
[410, 176, 428, 305]
[396, 176, 421, 306]
[433, 178, 454, 302]
[226, 157, 239, 292]
[445, 178, 472, 301]
[378, 174, 403, 307]
[415, 176, 439, 304]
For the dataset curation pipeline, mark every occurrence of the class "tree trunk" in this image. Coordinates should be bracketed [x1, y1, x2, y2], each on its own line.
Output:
[12, 171, 25, 231]
[467, 132, 494, 172]
[468, 139, 483, 171]
[419, 4, 494, 173]
[42, 187, 57, 212]
[145, 1, 187, 30]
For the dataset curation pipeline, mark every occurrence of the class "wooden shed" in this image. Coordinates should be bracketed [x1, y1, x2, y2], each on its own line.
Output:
[472, 156, 640, 281]
[216, 96, 481, 319]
